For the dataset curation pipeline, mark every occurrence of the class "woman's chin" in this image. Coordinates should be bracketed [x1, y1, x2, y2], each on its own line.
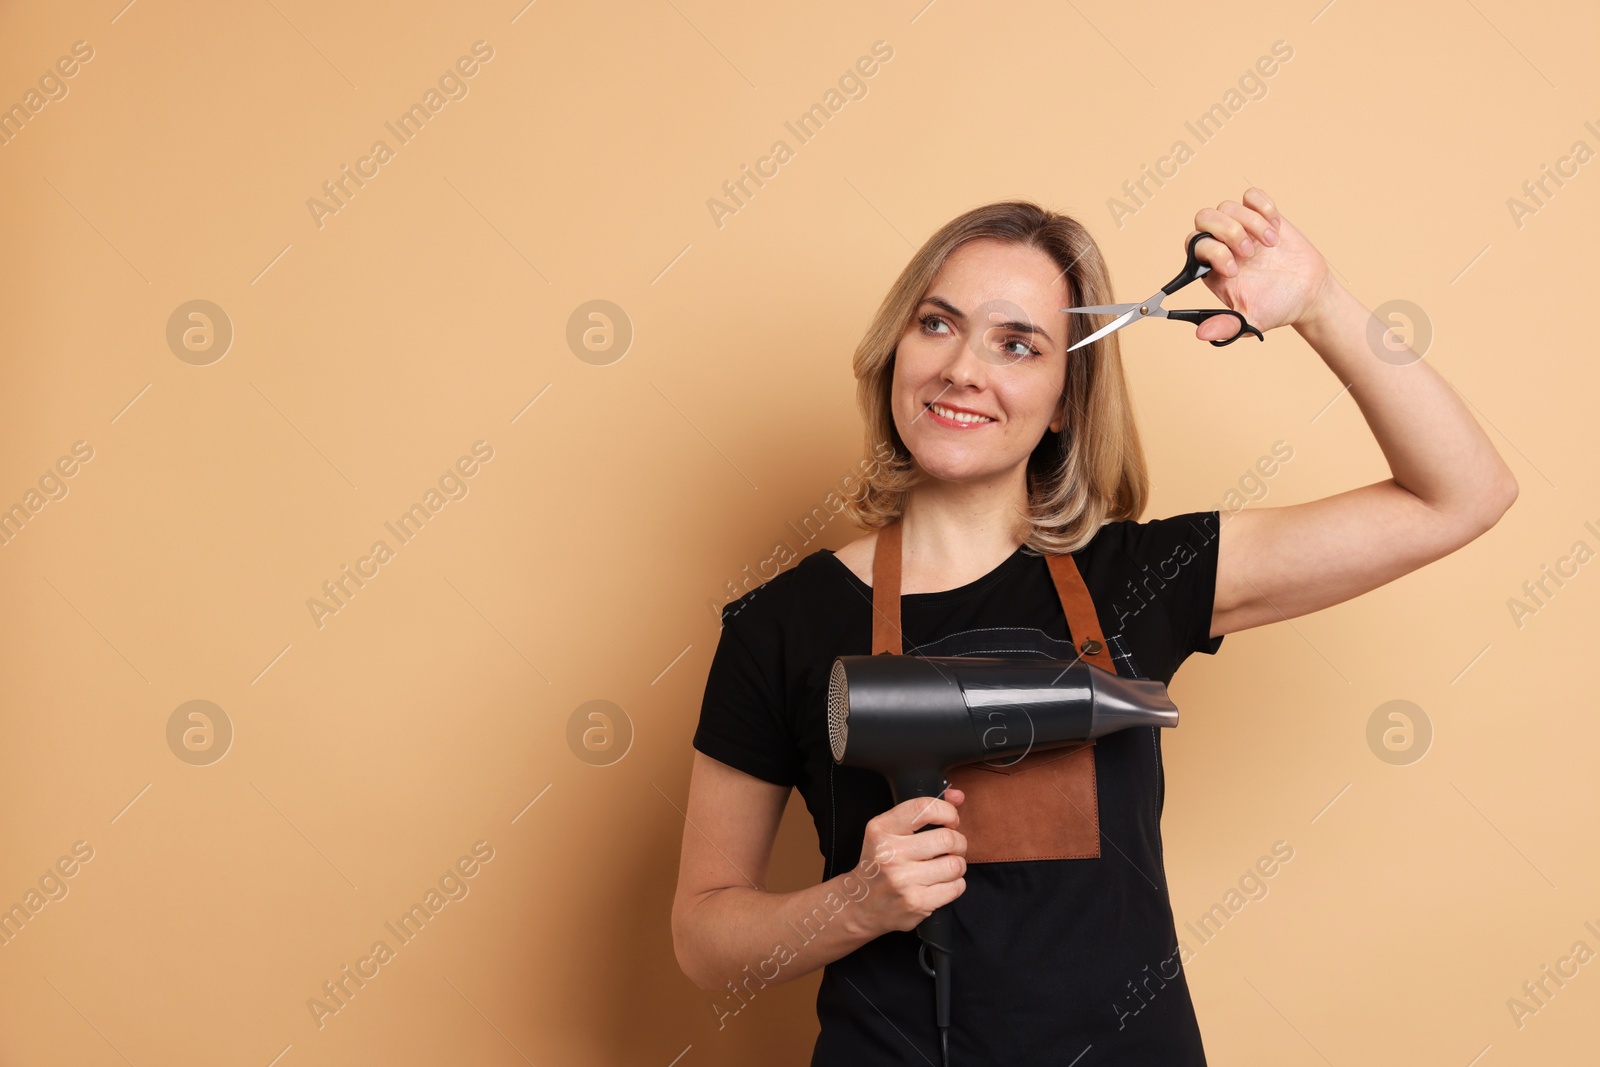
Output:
[910, 451, 1009, 485]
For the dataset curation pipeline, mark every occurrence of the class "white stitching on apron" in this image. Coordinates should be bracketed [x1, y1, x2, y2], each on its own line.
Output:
[1106, 632, 1168, 885]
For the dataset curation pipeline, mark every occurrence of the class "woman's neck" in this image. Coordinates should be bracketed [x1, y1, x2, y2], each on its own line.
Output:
[897, 471, 1030, 592]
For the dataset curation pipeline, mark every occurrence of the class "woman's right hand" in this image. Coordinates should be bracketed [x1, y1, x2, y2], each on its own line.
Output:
[855, 788, 967, 936]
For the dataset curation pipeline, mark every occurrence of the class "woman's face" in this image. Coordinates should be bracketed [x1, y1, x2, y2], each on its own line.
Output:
[891, 238, 1072, 486]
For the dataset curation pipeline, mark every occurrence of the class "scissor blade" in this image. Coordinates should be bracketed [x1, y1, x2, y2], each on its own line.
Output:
[1067, 307, 1139, 351]
[1060, 302, 1136, 315]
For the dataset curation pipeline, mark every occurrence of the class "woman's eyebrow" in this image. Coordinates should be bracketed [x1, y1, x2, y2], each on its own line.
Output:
[918, 296, 1054, 346]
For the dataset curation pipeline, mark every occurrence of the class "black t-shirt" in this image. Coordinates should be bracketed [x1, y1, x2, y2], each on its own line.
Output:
[693, 510, 1226, 1065]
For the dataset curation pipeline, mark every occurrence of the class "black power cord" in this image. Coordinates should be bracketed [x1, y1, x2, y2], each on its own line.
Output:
[917, 939, 953, 1067]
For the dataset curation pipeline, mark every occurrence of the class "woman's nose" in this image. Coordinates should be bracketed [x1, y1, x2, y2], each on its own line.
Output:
[943, 329, 991, 386]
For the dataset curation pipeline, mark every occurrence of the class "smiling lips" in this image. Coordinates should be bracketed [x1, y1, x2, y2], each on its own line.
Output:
[925, 401, 996, 427]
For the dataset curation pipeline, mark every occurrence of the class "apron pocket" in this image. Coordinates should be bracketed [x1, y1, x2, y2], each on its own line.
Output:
[946, 741, 1100, 863]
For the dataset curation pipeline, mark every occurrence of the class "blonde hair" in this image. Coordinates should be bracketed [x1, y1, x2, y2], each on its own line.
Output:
[841, 200, 1150, 555]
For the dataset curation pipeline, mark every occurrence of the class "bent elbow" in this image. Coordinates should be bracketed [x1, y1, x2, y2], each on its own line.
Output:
[1476, 472, 1519, 534]
[671, 918, 699, 989]
[680, 955, 725, 994]
[671, 904, 716, 992]
[673, 947, 707, 992]
[1454, 471, 1519, 541]
[674, 949, 717, 994]
[1497, 473, 1520, 516]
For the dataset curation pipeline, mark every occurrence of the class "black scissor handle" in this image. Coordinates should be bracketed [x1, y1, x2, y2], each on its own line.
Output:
[1161, 230, 1264, 346]
[1164, 308, 1265, 346]
[1160, 231, 1218, 295]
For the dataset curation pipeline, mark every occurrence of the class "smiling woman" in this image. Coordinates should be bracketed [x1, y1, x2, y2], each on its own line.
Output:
[674, 189, 1517, 1067]
[845, 203, 1147, 556]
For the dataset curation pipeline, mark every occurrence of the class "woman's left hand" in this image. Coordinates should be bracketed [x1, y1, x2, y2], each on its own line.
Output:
[1189, 188, 1338, 339]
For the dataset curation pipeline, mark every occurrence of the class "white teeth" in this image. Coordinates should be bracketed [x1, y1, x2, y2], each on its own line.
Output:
[930, 402, 994, 424]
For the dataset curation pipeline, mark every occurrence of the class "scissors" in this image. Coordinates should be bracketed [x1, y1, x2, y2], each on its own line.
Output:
[1061, 231, 1264, 352]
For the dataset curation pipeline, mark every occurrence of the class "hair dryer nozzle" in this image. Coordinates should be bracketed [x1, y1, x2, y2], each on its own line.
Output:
[1085, 671, 1179, 733]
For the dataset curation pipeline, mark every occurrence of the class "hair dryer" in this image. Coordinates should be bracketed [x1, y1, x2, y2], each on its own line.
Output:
[827, 653, 1180, 1066]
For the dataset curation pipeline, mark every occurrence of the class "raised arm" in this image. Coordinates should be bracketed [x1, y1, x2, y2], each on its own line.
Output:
[1178, 189, 1519, 638]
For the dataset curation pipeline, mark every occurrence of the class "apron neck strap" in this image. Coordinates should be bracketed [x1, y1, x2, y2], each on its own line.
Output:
[870, 517, 905, 655]
[869, 517, 1117, 674]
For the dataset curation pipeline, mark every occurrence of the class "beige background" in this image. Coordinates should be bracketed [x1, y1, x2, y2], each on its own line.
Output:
[1, 0, 1595, 1063]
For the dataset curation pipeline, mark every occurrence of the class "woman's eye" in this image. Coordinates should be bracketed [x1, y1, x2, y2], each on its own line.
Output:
[919, 315, 1037, 358]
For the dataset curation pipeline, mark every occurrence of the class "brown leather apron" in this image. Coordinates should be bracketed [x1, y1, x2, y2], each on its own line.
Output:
[870, 518, 1114, 863]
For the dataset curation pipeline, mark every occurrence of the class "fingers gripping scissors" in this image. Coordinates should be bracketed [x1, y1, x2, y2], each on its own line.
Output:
[1061, 231, 1264, 352]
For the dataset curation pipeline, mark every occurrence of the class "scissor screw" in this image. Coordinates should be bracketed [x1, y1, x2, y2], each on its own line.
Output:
[1138, 305, 1150, 315]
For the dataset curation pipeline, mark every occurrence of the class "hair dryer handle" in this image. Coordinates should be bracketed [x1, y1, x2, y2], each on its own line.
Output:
[916, 900, 954, 1028]
[896, 770, 956, 956]
[890, 769, 951, 812]
[889, 768, 956, 1028]
[917, 898, 955, 953]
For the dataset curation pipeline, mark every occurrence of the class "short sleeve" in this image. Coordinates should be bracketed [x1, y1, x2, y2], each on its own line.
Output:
[1118, 509, 1225, 659]
[691, 606, 801, 788]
